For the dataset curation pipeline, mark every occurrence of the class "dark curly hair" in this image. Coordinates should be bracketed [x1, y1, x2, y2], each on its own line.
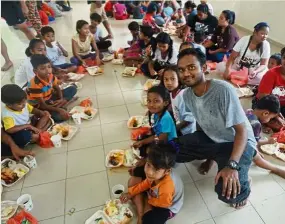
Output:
[153, 32, 174, 62]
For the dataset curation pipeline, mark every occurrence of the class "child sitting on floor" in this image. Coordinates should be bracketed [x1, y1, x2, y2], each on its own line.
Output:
[41, 26, 77, 73]
[174, 8, 186, 26]
[179, 42, 194, 52]
[71, 20, 101, 66]
[1, 84, 51, 148]
[104, 0, 114, 18]
[90, 13, 112, 52]
[128, 21, 140, 46]
[113, 1, 129, 20]
[162, 66, 196, 136]
[268, 53, 282, 70]
[121, 142, 184, 224]
[26, 54, 77, 123]
[143, 4, 162, 34]
[192, 30, 206, 54]
[133, 1, 145, 19]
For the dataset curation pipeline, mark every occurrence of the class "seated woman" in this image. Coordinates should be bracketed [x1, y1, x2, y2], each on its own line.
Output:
[141, 32, 178, 78]
[254, 47, 285, 116]
[203, 10, 239, 62]
[221, 22, 270, 86]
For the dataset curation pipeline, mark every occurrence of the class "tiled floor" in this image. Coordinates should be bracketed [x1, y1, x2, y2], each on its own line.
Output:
[1, 2, 285, 224]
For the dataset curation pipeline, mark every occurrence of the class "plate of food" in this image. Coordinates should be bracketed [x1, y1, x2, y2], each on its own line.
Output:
[274, 143, 285, 162]
[141, 95, 147, 106]
[106, 150, 125, 168]
[122, 67, 137, 77]
[112, 59, 124, 65]
[1, 201, 18, 221]
[48, 124, 78, 141]
[144, 79, 161, 91]
[123, 148, 140, 167]
[127, 116, 144, 129]
[85, 210, 112, 224]
[86, 66, 104, 76]
[67, 73, 85, 81]
[260, 143, 279, 155]
[1, 159, 29, 187]
[103, 200, 133, 224]
[236, 87, 254, 98]
[102, 54, 114, 62]
[70, 106, 98, 120]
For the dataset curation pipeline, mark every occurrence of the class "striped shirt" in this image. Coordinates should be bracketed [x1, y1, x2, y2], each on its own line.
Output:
[26, 74, 58, 106]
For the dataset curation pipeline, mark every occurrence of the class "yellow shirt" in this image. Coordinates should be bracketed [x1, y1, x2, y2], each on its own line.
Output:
[1, 104, 33, 130]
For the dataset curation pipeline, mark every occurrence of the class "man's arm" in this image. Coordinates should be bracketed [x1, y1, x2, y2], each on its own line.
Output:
[231, 123, 248, 162]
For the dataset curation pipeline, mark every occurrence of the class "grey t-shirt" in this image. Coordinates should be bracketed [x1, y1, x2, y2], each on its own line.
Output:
[183, 80, 256, 149]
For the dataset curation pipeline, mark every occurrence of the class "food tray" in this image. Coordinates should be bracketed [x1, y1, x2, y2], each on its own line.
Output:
[1, 159, 30, 187]
[127, 116, 144, 129]
[70, 106, 98, 120]
[86, 66, 104, 76]
[85, 210, 112, 224]
[48, 124, 78, 140]
[1, 201, 18, 221]
[260, 143, 278, 155]
[103, 200, 133, 224]
[236, 87, 254, 98]
[102, 54, 114, 62]
[60, 82, 82, 90]
[122, 67, 137, 77]
[112, 59, 124, 65]
[274, 143, 285, 162]
[105, 150, 125, 168]
[123, 148, 140, 167]
[144, 79, 161, 91]
[67, 73, 85, 81]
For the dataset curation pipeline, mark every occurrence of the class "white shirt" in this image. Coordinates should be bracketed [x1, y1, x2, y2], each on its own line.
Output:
[153, 48, 178, 65]
[15, 57, 35, 88]
[171, 89, 196, 135]
[207, 3, 214, 15]
[93, 27, 103, 42]
[233, 35, 270, 69]
[46, 42, 67, 65]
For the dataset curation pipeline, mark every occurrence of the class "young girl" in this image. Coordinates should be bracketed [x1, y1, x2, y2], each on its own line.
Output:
[123, 25, 156, 67]
[70, 20, 101, 66]
[121, 142, 183, 224]
[162, 66, 196, 135]
[143, 4, 161, 34]
[112, 1, 129, 20]
[15, 39, 47, 88]
[141, 32, 178, 77]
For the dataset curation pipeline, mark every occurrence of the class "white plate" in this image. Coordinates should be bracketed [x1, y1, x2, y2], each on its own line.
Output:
[127, 116, 144, 129]
[1, 201, 18, 221]
[48, 123, 78, 140]
[105, 150, 125, 168]
[60, 82, 82, 90]
[1, 159, 30, 187]
[85, 210, 112, 224]
[70, 106, 98, 120]
[122, 67, 137, 77]
[111, 59, 124, 65]
[236, 87, 254, 98]
[86, 66, 104, 76]
[102, 54, 114, 62]
[144, 79, 161, 91]
[123, 148, 139, 167]
[260, 143, 278, 155]
[67, 73, 85, 81]
[274, 143, 285, 162]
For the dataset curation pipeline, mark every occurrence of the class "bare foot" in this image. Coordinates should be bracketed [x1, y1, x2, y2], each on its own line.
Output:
[1, 61, 13, 71]
[231, 198, 248, 209]
[198, 159, 214, 175]
[271, 168, 285, 179]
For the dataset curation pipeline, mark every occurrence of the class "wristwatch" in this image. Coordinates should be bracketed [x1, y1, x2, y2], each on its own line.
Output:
[226, 160, 241, 171]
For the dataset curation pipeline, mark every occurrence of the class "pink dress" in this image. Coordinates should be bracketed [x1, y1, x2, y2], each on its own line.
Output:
[113, 3, 129, 20]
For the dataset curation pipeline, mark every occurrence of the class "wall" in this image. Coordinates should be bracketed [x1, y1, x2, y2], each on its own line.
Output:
[191, 0, 285, 45]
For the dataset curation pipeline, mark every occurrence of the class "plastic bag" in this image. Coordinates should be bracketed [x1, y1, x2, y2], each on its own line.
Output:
[80, 98, 93, 107]
[206, 62, 217, 70]
[7, 210, 38, 224]
[38, 131, 53, 148]
[131, 127, 151, 141]
[230, 68, 249, 86]
[272, 127, 285, 143]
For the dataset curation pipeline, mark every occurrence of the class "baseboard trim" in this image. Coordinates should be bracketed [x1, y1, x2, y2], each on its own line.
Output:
[233, 24, 285, 49]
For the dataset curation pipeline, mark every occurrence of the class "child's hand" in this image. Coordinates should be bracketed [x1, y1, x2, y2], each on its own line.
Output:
[145, 45, 152, 56]
[40, 110, 51, 118]
[58, 109, 70, 120]
[268, 137, 277, 144]
[28, 125, 41, 134]
[158, 69, 164, 76]
[262, 126, 273, 134]
[120, 193, 131, 203]
[133, 141, 143, 148]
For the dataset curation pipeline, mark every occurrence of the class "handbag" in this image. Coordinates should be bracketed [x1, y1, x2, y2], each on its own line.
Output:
[230, 67, 249, 86]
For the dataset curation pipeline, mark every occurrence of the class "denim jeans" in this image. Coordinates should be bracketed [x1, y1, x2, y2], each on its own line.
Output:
[176, 131, 255, 204]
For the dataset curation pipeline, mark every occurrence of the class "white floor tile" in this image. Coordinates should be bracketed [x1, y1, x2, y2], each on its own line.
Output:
[214, 206, 264, 224]
[103, 140, 133, 154]
[65, 207, 102, 224]
[1, 189, 21, 201]
[97, 92, 125, 108]
[22, 180, 66, 221]
[126, 103, 148, 116]
[101, 121, 130, 144]
[2, 178, 24, 193]
[195, 219, 216, 224]
[65, 172, 110, 213]
[67, 146, 105, 178]
[122, 90, 145, 104]
[23, 152, 67, 187]
[40, 216, 64, 224]
[185, 160, 218, 181]
[99, 105, 129, 124]
[174, 163, 193, 184]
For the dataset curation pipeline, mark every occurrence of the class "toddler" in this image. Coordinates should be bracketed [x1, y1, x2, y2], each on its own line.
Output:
[268, 53, 282, 69]
[128, 21, 140, 46]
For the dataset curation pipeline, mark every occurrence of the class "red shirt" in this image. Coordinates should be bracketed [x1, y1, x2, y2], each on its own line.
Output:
[258, 66, 285, 106]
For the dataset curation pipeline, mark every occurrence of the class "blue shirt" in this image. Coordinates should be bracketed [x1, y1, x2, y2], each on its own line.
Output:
[152, 111, 177, 141]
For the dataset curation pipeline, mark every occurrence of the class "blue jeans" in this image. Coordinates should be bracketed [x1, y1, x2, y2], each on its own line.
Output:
[206, 47, 230, 62]
[176, 131, 254, 204]
[48, 86, 77, 123]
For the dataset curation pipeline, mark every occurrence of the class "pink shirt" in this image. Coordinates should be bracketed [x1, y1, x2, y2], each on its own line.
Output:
[113, 3, 126, 17]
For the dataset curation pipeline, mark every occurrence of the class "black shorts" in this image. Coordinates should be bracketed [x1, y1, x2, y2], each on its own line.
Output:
[1, 1, 26, 26]
[1, 143, 13, 157]
[142, 207, 175, 224]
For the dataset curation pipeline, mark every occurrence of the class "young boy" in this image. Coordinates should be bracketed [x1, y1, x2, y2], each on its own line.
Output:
[41, 26, 77, 73]
[143, 4, 162, 34]
[120, 142, 184, 224]
[193, 30, 206, 54]
[268, 53, 282, 70]
[127, 21, 140, 46]
[133, 1, 145, 19]
[26, 54, 77, 123]
[89, 12, 112, 52]
[1, 84, 51, 148]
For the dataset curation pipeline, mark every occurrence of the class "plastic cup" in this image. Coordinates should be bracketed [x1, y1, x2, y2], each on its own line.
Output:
[17, 194, 33, 211]
[23, 155, 37, 169]
[72, 113, 82, 125]
[50, 134, 62, 148]
[112, 184, 125, 199]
